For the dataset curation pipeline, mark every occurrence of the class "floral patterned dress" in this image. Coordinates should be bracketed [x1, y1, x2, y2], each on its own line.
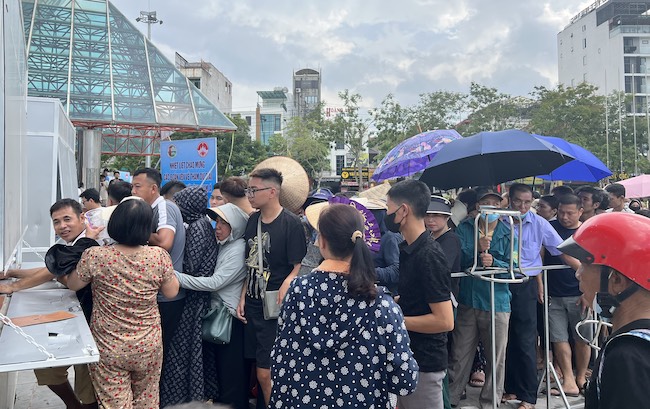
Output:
[76, 245, 174, 409]
[270, 261, 419, 408]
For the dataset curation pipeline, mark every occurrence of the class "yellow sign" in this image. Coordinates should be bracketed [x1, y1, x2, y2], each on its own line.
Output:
[340, 167, 374, 179]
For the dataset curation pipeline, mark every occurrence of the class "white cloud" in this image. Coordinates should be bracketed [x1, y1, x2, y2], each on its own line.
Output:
[114, 0, 594, 111]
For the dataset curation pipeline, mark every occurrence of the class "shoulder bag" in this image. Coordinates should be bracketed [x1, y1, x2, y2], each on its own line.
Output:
[201, 299, 232, 344]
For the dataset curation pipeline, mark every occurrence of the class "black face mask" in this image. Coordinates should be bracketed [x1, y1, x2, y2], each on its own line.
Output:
[385, 207, 402, 233]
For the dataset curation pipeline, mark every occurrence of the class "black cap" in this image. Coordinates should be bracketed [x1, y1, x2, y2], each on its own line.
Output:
[475, 186, 502, 202]
[427, 195, 452, 215]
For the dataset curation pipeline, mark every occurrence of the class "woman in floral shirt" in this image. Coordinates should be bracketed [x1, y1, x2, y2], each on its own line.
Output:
[66, 198, 179, 409]
[270, 203, 419, 408]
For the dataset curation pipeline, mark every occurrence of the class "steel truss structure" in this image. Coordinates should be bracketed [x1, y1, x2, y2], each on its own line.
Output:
[22, 0, 235, 155]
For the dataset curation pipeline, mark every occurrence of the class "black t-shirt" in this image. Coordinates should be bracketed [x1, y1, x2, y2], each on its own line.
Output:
[397, 231, 451, 372]
[435, 229, 461, 299]
[585, 319, 650, 409]
[545, 220, 580, 297]
[244, 209, 307, 298]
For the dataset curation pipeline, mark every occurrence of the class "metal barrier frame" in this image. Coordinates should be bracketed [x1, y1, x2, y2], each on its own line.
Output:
[450, 208, 583, 408]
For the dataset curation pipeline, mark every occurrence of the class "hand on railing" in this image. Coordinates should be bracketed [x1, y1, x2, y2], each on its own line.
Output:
[479, 253, 493, 268]
[478, 236, 491, 252]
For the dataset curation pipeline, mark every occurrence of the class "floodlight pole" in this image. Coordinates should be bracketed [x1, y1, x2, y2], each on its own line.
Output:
[136, 11, 163, 168]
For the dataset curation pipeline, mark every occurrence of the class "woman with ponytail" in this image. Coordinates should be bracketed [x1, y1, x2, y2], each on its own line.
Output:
[269, 203, 419, 408]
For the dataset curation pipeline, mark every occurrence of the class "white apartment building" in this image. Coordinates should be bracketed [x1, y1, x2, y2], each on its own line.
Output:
[558, 0, 650, 113]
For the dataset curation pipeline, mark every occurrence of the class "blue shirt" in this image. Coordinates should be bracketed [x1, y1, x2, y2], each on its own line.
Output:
[456, 218, 516, 313]
[502, 211, 562, 277]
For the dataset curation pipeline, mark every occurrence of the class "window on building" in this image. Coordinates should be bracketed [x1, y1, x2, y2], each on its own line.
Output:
[582, 38, 587, 49]
[304, 95, 318, 105]
[583, 55, 587, 65]
[583, 73, 587, 82]
[582, 24, 586, 32]
[336, 141, 345, 150]
[189, 78, 201, 89]
[245, 116, 252, 126]
[260, 114, 282, 145]
[336, 155, 345, 175]
[225, 82, 232, 95]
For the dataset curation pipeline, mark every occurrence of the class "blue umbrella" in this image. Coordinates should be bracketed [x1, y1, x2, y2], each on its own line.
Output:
[534, 135, 612, 182]
[372, 129, 462, 182]
[419, 129, 575, 189]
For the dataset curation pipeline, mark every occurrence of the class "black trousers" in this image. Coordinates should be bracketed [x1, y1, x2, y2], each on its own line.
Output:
[504, 279, 539, 404]
[213, 318, 249, 409]
[159, 298, 186, 352]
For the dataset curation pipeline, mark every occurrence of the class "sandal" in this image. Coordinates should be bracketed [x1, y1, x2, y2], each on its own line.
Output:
[548, 387, 580, 397]
[517, 401, 535, 409]
[501, 393, 517, 403]
[468, 370, 485, 387]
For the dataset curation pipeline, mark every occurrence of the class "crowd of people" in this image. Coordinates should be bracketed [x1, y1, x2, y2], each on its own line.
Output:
[2, 162, 650, 409]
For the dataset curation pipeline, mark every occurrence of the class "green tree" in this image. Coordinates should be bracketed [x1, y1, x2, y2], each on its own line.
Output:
[266, 116, 330, 182]
[456, 82, 526, 135]
[369, 94, 416, 157]
[527, 84, 650, 177]
[216, 115, 269, 177]
[284, 115, 330, 181]
[412, 90, 467, 131]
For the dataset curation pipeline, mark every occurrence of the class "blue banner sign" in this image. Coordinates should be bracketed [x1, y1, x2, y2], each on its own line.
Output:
[160, 138, 218, 189]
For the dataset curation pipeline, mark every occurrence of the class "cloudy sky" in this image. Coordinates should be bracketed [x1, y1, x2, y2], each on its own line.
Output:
[112, 0, 594, 114]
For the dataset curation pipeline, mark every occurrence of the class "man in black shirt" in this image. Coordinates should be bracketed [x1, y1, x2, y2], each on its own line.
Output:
[386, 180, 454, 409]
[545, 194, 591, 396]
[236, 168, 306, 408]
[558, 212, 650, 409]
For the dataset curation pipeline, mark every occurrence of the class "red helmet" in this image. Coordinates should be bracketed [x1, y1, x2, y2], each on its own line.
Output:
[558, 212, 650, 291]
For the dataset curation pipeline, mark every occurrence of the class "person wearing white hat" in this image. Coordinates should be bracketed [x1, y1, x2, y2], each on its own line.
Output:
[173, 203, 250, 409]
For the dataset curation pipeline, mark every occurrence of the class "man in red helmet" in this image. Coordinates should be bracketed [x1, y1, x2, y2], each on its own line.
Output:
[558, 212, 650, 409]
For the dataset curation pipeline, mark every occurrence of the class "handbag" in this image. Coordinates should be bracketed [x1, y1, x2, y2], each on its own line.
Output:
[258, 216, 281, 320]
[201, 300, 232, 344]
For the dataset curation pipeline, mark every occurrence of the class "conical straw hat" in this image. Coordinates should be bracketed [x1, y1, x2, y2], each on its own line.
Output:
[253, 156, 309, 213]
[356, 181, 391, 201]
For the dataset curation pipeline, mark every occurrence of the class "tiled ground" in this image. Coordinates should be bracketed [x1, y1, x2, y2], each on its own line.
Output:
[10, 368, 584, 409]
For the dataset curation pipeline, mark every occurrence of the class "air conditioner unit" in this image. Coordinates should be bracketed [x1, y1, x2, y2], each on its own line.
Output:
[295, 88, 301, 93]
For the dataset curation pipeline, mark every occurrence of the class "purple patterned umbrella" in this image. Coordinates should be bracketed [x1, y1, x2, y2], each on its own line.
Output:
[372, 129, 463, 182]
[329, 196, 381, 253]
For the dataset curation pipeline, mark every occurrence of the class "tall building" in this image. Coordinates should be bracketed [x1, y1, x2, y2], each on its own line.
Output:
[558, 0, 650, 113]
[176, 52, 233, 114]
[293, 68, 321, 118]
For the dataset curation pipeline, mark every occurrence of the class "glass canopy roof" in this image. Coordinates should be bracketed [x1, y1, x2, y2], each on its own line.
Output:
[22, 0, 236, 134]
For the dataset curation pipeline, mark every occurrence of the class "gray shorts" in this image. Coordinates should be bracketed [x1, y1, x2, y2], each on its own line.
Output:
[548, 295, 593, 343]
[397, 370, 445, 409]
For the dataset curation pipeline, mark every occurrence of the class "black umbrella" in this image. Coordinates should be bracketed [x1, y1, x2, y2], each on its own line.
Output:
[419, 129, 575, 190]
